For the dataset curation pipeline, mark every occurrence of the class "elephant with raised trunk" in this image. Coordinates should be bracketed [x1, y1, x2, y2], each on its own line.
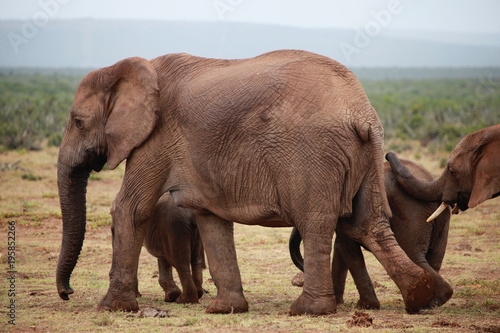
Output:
[290, 159, 453, 310]
[386, 124, 500, 221]
[56, 49, 440, 315]
[142, 193, 205, 304]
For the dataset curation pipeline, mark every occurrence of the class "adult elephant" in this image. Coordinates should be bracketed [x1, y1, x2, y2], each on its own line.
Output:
[56, 50, 437, 315]
[290, 159, 453, 310]
[142, 193, 205, 304]
[386, 124, 500, 221]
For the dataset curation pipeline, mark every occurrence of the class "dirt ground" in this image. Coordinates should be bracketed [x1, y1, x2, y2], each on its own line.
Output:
[0, 147, 499, 332]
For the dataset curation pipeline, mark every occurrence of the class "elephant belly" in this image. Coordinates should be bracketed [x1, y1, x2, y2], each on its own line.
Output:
[170, 189, 289, 226]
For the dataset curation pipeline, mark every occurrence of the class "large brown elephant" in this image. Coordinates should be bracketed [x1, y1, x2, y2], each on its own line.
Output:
[386, 124, 500, 221]
[56, 49, 439, 315]
[290, 159, 453, 311]
[142, 193, 205, 304]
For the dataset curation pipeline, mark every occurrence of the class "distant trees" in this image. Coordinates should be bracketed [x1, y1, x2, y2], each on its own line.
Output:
[0, 70, 498, 152]
[363, 77, 500, 151]
[0, 72, 80, 150]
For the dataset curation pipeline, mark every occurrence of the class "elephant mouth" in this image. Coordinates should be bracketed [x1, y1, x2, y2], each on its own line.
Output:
[443, 192, 469, 212]
[428, 192, 470, 222]
[455, 192, 470, 211]
[86, 149, 107, 172]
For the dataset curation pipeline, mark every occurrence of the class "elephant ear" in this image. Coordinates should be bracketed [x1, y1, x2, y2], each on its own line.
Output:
[102, 57, 159, 170]
[468, 126, 500, 208]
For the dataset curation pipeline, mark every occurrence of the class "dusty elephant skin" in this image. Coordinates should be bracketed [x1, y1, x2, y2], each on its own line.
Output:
[142, 193, 205, 304]
[56, 49, 437, 315]
[386, 124, 500, 217]
[290, 159, 453, 312]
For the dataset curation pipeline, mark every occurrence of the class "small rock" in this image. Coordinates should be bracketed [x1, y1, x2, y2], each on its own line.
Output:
[291, 272, 304, 287]
[137, 307, 168, 318]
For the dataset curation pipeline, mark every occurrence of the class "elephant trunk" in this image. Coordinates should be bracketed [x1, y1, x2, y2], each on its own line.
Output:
[289, 227, 304, 272]
[56, 156, 91, 300]
[386, 151, 444, 202]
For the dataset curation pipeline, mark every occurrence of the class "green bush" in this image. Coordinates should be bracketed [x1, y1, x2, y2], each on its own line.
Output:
[0, 71, 80, 150]
[1, 69, 499, 152]
[364, 77, 500, 149]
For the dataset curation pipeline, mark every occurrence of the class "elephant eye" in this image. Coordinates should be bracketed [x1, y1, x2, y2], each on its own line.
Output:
[448, 165, 456, 177]
[74, 118, 84, 130]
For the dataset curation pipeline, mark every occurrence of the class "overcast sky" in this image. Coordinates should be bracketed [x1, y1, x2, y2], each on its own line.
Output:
[1, 0, 500, 34]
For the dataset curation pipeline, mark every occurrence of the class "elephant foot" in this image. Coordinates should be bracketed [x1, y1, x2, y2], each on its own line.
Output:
[205, 292, 249, 314]
[403, 271, 435, 314]
[290, 292, 336, 316]
[97, 291, 138, 312]
[176, 292, 200, 304]
[356, 298, 380, 310]
[164, 288, 182, 302]
[427, 280, 453, 309]
[197, 288, 208, 299]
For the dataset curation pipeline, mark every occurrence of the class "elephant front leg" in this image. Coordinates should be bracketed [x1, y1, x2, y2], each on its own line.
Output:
[97, 204, 146, 312]
[195, 215, 248, 314]
[290, 231, 336, 316]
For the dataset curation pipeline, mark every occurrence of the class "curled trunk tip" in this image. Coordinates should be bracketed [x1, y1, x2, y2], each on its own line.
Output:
[386, 151, 444, 202]
[386, 151, 412, 178]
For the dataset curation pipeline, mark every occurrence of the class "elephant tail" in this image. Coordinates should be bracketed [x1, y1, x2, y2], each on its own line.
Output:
[289, 227, 304, 272]
[355, 117, 392, 219]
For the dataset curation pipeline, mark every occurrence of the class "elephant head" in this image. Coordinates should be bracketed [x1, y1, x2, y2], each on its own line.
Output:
[386, 124, 500, 221]
[56, 57, 159, 300]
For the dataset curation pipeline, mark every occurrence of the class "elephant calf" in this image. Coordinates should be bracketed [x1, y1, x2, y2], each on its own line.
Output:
[143, 193, 205, 303]
[291, 159, 453, 310]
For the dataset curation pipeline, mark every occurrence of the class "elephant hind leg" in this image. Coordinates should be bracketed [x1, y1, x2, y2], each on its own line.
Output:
[196, 215, 248, 314]
[191, 232, 206, 299]
[173, 248, 201, 304]
[290, 213, 337, 316]
[157, 258, 181, 302]
[175, 268, 200, 304]
[331, 236, 348, 305]
[414, 261, 453, 309]
[133, 273, 142, 298]
[335, 226, 380, 310]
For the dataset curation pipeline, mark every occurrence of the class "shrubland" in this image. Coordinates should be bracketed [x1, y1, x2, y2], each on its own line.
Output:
[1, 67, 499, 152]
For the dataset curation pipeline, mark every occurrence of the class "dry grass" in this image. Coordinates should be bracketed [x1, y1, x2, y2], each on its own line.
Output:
[0, 146, 499, 332]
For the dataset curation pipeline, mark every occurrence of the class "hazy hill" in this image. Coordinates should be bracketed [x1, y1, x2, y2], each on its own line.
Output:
[1, 19, 499, 68]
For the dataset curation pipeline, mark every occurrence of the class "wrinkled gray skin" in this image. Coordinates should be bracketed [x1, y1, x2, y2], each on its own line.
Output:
[290, 159, 453, 311]
[142, 193, 205, 304]
[56, 50, 440, 315]
[386, 124, 500, 213]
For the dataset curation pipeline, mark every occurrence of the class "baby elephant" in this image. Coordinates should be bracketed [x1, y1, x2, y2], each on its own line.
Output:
[290, 159, 453, 310]
[143, 193, 205, 303]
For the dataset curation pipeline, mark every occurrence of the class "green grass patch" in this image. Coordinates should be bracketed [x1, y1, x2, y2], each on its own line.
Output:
[22, 172, 42, 181]
[89, 173, 101, 181]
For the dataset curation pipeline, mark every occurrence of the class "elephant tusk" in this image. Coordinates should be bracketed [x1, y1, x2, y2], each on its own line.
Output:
[427, 202, 449, 222]
[451, 204, 460, 214]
